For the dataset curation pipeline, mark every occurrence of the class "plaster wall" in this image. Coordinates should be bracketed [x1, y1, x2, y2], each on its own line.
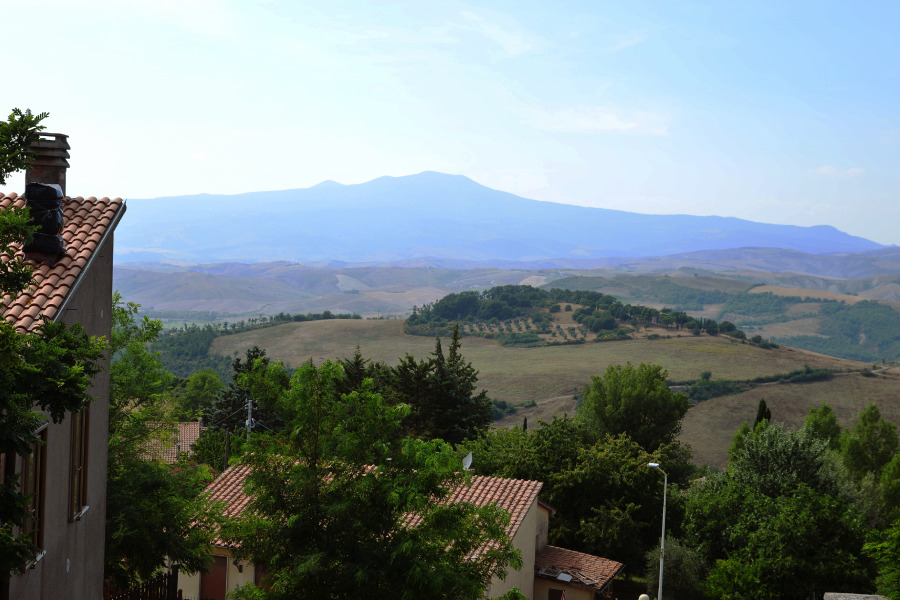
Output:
[533, 578, 596, 600]
[6, 235, 114, 600]
[179, 548, 257, 600]
[487, 498, 540, 599]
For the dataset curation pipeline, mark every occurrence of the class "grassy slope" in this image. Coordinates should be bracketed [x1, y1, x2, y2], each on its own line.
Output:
[208, 319, 900, 468]
[683, 368, 900, 467]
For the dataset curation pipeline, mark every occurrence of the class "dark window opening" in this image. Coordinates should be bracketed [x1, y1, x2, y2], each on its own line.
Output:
[70, 408, 89, 520]
[23, 429, 48, 549]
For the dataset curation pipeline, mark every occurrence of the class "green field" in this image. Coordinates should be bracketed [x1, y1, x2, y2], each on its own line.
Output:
[208, 318, 900, 467]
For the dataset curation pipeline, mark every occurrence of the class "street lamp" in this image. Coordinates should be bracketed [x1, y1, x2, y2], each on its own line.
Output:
[648, 462, 667, 600]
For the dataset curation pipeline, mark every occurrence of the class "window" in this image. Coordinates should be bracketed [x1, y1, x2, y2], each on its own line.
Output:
[70, 408, 89, 520]
[22, 428, 47, 548]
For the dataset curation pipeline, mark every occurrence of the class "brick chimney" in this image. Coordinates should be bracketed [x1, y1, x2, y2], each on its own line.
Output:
[25, 133, 70, 195]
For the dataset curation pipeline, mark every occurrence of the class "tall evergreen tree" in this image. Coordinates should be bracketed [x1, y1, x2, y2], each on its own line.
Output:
[336, 344, 391, 397]
[440, 324, 493, 444]
[754, 398, 772, 426]
[391, 325, 492, 444]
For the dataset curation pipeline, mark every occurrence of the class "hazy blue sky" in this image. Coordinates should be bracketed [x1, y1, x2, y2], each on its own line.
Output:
[3, 0, 898, 244]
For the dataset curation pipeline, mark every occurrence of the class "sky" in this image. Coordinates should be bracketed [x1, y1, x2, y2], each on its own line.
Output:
[2, 0, 898, 244]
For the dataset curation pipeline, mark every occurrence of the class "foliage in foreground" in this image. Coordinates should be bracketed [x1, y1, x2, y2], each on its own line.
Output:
[104, 293, 220, 588]
[224, 361, 524, 600]
[685, 418, 892, 599]
[577, 362, 690, 451]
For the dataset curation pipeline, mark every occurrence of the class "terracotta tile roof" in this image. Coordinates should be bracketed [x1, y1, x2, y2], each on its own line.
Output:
[206, 464, 255, 518]
[142, 421, 205, 464]
[203, 466, 542, 548]
[535, 545, 624, 592]
[1, 192, 125, 332]
[204, 464, 255, 547]
[413, 474, 543, 540]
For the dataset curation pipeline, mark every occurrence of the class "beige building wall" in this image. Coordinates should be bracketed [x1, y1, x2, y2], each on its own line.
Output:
[179, 548, 257, 600]
[487, 498, 541, 600]
[6, 238, 113, 600]
[533, 578, 596, 600]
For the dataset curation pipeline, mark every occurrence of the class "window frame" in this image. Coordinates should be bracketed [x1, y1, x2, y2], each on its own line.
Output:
[22, 426, 48, 550]
[69, 407, 90, 521]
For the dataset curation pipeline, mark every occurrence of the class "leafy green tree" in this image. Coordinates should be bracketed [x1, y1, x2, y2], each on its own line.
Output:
[729, 421, 837, 497]
[461, 418, 689, 575]
[336, 345, 391, 397]
[173, 368, 225, 419]
[190, 428, 247, 473]
[225, 361, 523, 600]
[2, 107, 106, 578]
[686, 421, 875, 599]
[0, 108, 48, 185]
[864, 518, 900, 600]
[547, 434, 672, 571]
[577, 362, 689, 451]
[104, 294, 219, 588]
[692, 482, 872, 600]
[840, 403, 899, 482]
[880, 453, 900, 519]
[644, 537, 707, 600]
[804, 402, 842, 450]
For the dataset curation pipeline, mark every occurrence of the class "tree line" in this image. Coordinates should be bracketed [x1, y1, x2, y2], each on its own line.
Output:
[149, 308, 362, 379]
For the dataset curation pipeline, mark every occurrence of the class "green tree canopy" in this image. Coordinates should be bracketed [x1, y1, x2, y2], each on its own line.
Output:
[225, 361, 523, 600]
[392, 325, 492, 444]
[804, 402, 842, 450]
[205, 346, 287, 434]
[577, 362, 689, 451]
[0, 108, 47, 186]
[841, 403, 899, 482]
[104, 293, 219, 588]
[685, 420, 876, 599]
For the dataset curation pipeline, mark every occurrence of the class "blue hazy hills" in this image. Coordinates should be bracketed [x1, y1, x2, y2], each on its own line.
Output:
[115, 171, 883, 264]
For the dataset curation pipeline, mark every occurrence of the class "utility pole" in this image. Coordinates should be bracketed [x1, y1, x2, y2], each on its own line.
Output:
[648, 462, 668, 600]
[246, 397, 253, 441]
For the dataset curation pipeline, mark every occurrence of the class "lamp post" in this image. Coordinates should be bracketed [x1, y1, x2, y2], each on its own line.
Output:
[648, 462, 667, 600]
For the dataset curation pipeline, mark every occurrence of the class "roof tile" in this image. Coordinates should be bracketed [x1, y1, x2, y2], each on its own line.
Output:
[142, 421, 206, 464]
[204, 467, 543, 549]
[535, 545, 625, 592]
[1, 193, 124, 331]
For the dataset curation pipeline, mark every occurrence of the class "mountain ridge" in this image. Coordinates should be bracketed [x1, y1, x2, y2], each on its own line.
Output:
[115, 171, 883, 264]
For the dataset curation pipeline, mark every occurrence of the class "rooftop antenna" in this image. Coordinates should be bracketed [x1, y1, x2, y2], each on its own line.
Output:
[462, 452, 473, 471]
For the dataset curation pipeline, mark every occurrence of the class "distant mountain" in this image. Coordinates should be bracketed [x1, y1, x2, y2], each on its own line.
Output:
[115, 171, 884, 264]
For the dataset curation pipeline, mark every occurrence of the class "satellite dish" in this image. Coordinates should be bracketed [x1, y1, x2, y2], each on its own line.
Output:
[462, 452, 473, 471]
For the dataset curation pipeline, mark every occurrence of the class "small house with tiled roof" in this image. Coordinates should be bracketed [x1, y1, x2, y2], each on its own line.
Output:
[183, 465, 623, 600]
[1, 133, 125, 600]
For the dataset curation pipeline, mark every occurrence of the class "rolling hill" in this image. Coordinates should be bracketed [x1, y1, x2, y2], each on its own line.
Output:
[200, 317, 900, 468]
